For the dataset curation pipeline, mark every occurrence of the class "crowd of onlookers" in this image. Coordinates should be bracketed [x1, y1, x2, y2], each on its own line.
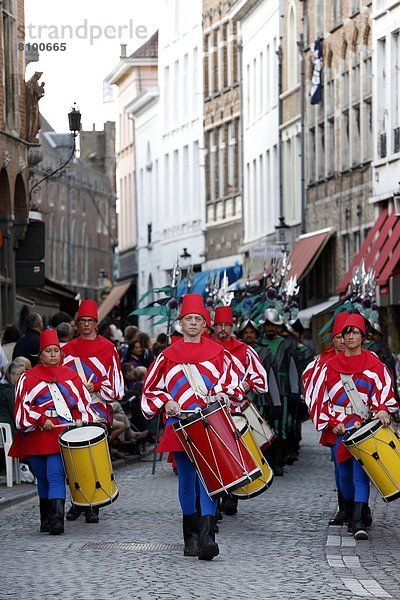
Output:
[0, 311, 165, 478]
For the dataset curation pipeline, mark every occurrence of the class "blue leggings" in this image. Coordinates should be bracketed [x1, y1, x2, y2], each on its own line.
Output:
[332, 439, 369, 504]
[29, 454, 66, 500]
[173, 451, 217, 516]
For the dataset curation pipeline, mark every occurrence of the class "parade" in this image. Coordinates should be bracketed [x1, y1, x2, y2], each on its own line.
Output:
[2, 0, 400, 598]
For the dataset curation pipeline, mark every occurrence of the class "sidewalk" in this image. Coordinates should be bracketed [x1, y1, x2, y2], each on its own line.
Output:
[0, 445, 156, 511]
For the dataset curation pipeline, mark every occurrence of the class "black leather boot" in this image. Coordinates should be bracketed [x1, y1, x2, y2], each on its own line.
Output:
[328, 492, 347, 526]
[48, 499, 65, 535]
[66, 503, 82, 521]
[39, 498, 50, 533]
[198, 515, 219, 561]
[343, 498, 354, 534]
[352, 502, 368, 540]
[222, 494, 238, 515]
[362, 504, 373, 527]
[85, 506, 99, 523]
[183, 513, 199, 557]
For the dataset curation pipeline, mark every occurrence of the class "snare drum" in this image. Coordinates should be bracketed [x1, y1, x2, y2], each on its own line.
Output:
[230, 413, 273, 499]
[242, 398, 275, 450]
[173, 401, 261, 498]
[59, 425, 119, 508]
[343, 420, 400, 502]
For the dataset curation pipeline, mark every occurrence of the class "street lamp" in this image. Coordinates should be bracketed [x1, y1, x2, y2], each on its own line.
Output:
[29, 104, 82, 203]
[275, 216, 289, 252]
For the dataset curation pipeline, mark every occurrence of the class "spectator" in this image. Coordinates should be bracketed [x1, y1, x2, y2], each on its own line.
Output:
[109, 324, 123, 348]
[119, 325, 138, 362]
[121, 362, 136, 391]
[130, 366, 155, 438]
[13, 356, 32, 371]
[136, 332, 155, 368]
[0, 361, 26, 436]
[2, 324, 21, 363]
[124, 339, 147, 369]
[56, 322, 73, 346]
[50, 311, 74, 330]
[12, 312, 43, 366]
[0, 344, 9, 376]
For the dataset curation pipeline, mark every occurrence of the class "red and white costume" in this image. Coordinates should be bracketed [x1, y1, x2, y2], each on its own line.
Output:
[63, 336, 124, 424]
[215, 337, 268, 396]
[141, 337, 243, 452]
[11, 364, 95, 457]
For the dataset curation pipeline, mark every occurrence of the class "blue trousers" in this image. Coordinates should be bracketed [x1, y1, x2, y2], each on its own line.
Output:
[332, 438, 369, 504]
[29, 453, 66, 500]
[173, 451, 217, 516]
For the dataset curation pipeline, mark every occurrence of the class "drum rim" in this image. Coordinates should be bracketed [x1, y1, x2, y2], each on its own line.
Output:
[231, 412, 249, 436]
[231, 472, 274, 499]
[59, 424, 106, 447]
[343, 419, 382, 446]
[173, 400, 225, 430]
[208, 466, 262, 498]
[71, 489, 119, 508]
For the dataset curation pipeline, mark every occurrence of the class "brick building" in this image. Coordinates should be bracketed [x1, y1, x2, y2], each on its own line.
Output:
[0, 0, 41, 326]
[202, 0, 243, 270]
[302, 0, 375, 306]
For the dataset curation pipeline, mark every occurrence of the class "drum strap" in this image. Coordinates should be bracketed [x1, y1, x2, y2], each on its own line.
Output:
[339, 374, 370, 419]
[48, 383, 74, 422]
[181, 364, 209, 401]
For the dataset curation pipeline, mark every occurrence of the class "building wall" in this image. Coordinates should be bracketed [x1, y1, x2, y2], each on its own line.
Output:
[371, 0, 400, 203]
[202, 0, 242, 265]
[304, 0, 375, 288]
[158, 0, 205, 275]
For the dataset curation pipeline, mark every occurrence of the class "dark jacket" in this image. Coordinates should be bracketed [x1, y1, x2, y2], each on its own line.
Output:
[0, 381, 16, 435]
[12, 328, 40, 365]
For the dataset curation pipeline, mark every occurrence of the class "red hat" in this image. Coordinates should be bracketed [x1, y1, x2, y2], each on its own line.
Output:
[77, 299, 98, 322]
[214, 306, 233, 326]
[40, 329, 61, 353]
[332, 312, 349, 337]
[179, 294, 206, 320]
[343, 313, 366, 335]
[203, 308, 211, 328]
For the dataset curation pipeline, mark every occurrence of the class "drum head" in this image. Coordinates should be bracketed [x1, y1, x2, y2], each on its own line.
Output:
[231, 414, 248, 435]
[344, 420, 381, 445]
[60, 425, 106, 446]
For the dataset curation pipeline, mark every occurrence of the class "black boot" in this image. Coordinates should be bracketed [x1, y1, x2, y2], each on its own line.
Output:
[48, 499, 65, 535]
[343, 498, 354, 534]
[362, 504, 373, 527]
[215, 498, 223, 522]
[85, 506, 99, 523]
[66, 503, 82, 521]
[39, 498, 50, 533]
[352, 502, 368, 540]
[183, 513, 199, 557]
[198, 515, 219, 561]
[222, 494, 238, 515]
[328, 492, 347, 526]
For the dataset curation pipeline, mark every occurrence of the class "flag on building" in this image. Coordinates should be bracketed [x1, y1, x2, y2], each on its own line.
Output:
[310, 38, 323, 105]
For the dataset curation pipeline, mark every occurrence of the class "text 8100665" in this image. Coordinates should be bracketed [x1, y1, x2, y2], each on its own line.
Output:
[18, 42, 67, 52]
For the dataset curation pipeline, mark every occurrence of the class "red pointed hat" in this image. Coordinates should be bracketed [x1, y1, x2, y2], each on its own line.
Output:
[77, 299, 98, 322]
[179, 294, 205, 319]
[332, 312, 349, 337]
[214, 306, 233, 325]
[343, 313, 366, 334]
[40, 329, 61, 352]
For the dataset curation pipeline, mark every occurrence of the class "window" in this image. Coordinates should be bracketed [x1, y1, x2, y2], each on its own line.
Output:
[327, 117, 335, 175]
[217, 27, 224, 91]
[164, 66, 170, 130]
[209, 131, 216, 201]
[392, 31, 400, 150]
[315, 0, 325, 36]
[218, 126, 224, 198]
[332, 0, 342, 28]
[227, 122, 234, 189]
[352, 104, 360, 166]
[173, 60, 179, 129]
[183, 145, 189, 205]
[318, 122, 325, 179]
[226, 23, 232, 87]
[342, 110, 350, 169]
[207, 34, 213, 95]
[308, 127, 316, 183]
[377, 38, 386, 134]
[183, 54, 188, 122]
[192, 47, 198, 116]
[173, 149, 179, 211]
[2, 0, 17, 130]
[343, 234, 350, 272]
[164, 153, 170, 219]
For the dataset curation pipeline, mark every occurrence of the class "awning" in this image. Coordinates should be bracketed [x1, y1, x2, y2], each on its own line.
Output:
[298, 296, 339, 327]
[177, 266, 243, 296]
[289, 228, 333, 282]
[338, 208, 400, 293]
[98, 281, 132, 322]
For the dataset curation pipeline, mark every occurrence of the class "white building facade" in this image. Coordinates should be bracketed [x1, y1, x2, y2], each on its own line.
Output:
[231, 0, 281, 257]
[371, 0, 400, 205]
[157, 0, 205, 278]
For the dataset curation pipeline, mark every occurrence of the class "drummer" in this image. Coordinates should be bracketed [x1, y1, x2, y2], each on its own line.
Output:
[62, 299, 124, 524]
[312, 314, 398, 539]
[10, 330, 94, 535]
[141, 294, 243, 561]
[213, 306, 268, 515]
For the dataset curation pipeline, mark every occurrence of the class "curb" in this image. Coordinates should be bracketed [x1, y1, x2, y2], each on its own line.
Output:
[0, 449, 155, 512]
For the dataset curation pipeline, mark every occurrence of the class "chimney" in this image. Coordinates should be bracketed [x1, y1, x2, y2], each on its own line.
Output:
[120, 44, 127, 58]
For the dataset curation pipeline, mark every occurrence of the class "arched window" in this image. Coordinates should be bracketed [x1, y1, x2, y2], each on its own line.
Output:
[287, 4, 298, 88]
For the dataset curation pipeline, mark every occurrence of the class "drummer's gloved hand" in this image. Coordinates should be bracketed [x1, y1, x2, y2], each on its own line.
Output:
[374, 409, 390, 427]
[75, 419, 83, 427]
[165, 400, 180, 416]
[215, 392, 229, 405]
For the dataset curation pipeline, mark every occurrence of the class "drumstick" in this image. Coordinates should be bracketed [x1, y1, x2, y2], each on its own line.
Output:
[88, 374, 94, 384]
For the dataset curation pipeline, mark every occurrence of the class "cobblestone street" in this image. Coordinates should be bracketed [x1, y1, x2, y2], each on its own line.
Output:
[1, 423, 400, 600]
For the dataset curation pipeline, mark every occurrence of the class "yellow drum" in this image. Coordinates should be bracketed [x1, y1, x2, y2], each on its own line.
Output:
[343, 420, 400, 503]
[230, 414, 273, 499]
[59, 425, 119, 508]
[242, 398, 275, 450]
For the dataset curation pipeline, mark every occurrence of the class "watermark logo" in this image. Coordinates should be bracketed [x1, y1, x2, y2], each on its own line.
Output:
[18, 19, 148, 46]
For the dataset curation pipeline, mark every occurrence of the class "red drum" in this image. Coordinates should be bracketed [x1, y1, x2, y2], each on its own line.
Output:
[173, 400, 261, 498]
